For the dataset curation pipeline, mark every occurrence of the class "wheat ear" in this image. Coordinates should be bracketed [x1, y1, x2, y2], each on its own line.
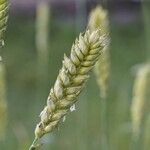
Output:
[88, 6, 110, 98]
[0, 0, 8, 47]
[29, 29, 107, 149]
[131, 64, 150, 138]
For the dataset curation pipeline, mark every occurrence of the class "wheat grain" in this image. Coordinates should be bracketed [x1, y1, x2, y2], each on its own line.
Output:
[131, 63, 150, 138]
[29, 29, 108, 149]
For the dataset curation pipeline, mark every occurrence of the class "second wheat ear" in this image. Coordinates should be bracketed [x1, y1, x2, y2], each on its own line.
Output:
[0, 0, 9, 47]
[29, 29, 108, 149]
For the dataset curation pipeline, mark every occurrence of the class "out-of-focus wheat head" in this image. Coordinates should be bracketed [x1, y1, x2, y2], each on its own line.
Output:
[131, 63, 150, 138]
[0, 0, 8, 47]
[29, 30, 108, 150]
[0, 60, 7, 139]
[88, 6, 108, 34]
[88, 6, 110, 98]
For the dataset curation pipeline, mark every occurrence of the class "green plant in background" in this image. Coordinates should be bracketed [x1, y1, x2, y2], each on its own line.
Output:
[131, 64, 150, 140]
[88, 5, 110, 100]
[142, 3, 150, 150]
[143, 113, 150, 150]
[36, 0, 50, 70]
[88, 6, 110, 150]
[130, 3, 150, 150]
[29, 29, 108, 150]
[0, 0, 8, 140]
[35, 1, 50, 130]
[88, 6, 110, 98]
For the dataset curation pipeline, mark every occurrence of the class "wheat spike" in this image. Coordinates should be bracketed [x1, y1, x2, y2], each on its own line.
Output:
[29, 29, 108, 149]
[131, 63, 150, 138]
[0, 0, 8, 47]
[88, 6, 110, 98]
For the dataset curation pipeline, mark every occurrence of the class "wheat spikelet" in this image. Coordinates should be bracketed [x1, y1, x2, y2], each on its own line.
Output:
[0, 0, 8, 47]
[131, 63, 150, 138]
[0, 59, 7, 139]
[88, 6, 110, 98]
[29, 30, 108, 149]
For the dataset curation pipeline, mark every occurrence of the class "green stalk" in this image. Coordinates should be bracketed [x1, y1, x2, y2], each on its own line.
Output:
[36, 0, 50, 86]
[142, 2, 150, 62]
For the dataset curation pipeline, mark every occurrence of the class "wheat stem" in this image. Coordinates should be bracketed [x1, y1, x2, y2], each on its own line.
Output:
[36, 0, 49, 66]
[142, 3, 150, 62]
[29, 29, 108, 149]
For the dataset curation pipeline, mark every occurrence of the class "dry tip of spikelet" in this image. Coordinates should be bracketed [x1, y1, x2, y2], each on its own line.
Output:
[29, 29, 108, 149]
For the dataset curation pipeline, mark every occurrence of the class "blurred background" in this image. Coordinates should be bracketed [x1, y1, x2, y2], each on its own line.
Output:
[0, 0, 150, 150]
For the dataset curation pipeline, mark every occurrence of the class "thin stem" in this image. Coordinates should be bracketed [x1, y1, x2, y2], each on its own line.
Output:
[142, 2, 150, 62]
[29, 138, 39, 150]
[100, 95, 108, 150]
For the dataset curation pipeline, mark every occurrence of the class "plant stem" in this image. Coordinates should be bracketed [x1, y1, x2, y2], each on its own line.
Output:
[100, 96, 108, 150]
[142, 2, 150, 62]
